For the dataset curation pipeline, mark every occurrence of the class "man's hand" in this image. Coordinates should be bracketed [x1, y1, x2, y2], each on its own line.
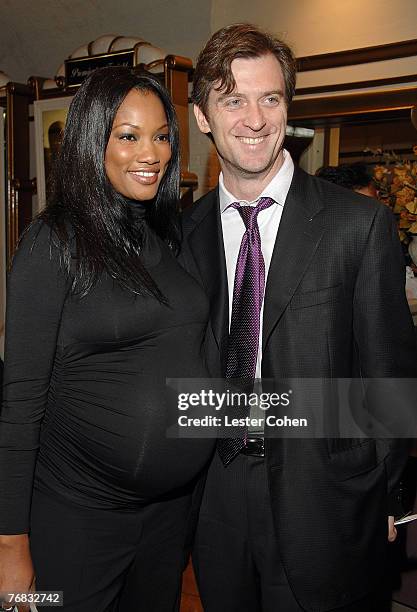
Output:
[388, 515, 397, 542]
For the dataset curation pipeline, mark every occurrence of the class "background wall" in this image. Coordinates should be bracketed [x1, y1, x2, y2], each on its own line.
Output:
[211, 0, 417, 57]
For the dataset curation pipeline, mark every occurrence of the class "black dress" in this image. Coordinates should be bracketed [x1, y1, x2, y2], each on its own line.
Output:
[0, 204, 214, 611]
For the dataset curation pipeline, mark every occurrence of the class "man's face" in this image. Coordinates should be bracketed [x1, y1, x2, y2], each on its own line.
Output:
[355, 183, 378, 199]
[194, 53, 288, 186]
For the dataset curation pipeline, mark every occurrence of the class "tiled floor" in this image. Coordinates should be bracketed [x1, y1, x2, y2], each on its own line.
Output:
[180, 563, 202, 612]
[392, 603, 417, 612]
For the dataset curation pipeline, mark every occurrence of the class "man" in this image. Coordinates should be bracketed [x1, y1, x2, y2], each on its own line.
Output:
[181, 23, 416, 611]
[316, 163, 378, 198]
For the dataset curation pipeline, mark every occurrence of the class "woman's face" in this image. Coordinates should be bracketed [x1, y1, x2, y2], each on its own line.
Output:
[105, 88, 171, 201]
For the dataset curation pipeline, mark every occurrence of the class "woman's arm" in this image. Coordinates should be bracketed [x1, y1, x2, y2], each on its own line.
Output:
[0, 220, 71, 533]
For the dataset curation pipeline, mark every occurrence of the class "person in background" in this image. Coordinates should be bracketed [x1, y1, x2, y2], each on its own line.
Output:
[44, 120, 65, 199]
[181, 23, 417, 612]
[0, 66, 214, 612]
[316, 162, 378, 198]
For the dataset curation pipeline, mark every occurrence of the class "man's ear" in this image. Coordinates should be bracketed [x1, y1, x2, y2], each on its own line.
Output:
[193, 104, 211, 134]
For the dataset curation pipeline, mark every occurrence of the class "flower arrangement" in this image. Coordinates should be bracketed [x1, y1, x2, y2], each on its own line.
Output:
[371, 146, 417, 242]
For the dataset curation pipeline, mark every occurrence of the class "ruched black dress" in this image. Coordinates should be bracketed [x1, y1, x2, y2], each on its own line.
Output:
[0, 204, 214, 611]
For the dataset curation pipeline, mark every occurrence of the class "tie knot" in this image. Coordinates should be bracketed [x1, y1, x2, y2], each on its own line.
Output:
[232, 197, 275, 230]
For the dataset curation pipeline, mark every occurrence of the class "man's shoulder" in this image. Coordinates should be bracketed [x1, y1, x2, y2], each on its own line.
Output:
[181, 186, 219, 234]
[294, 166, 384, 220]
[185, 186, 219, 215]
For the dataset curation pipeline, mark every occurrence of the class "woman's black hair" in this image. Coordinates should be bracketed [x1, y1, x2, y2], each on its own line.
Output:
[39, 66, 180, 300]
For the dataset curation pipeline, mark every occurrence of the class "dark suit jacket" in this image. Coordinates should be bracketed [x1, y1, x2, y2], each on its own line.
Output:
[181, 166, 417, 611]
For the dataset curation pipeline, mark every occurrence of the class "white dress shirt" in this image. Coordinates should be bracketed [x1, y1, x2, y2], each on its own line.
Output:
[219, 149, 294, 378]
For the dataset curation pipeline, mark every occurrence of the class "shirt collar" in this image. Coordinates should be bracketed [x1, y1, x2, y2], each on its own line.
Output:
[219, 149, 294, 214]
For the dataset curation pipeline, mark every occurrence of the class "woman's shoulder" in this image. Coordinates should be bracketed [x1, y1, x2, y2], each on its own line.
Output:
[14, 218, 57, 257]
[11, 218, 72, 274]
[8, 218, 74, 299]
[17, 215, 75, 251]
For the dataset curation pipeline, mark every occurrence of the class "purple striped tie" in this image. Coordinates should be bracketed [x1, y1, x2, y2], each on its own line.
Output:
[218, 197, 275, 465]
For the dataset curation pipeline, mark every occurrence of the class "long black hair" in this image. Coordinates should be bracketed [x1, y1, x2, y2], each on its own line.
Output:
[40, 66, 180, 300]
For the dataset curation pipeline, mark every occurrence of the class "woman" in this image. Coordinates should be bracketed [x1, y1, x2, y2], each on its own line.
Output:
[0, 67, 214, 612]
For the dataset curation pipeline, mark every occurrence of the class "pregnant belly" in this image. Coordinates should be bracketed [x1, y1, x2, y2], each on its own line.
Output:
[38, 373, 215, 505]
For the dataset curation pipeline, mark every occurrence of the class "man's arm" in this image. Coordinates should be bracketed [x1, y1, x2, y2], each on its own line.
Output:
[353, 203, 417, 526]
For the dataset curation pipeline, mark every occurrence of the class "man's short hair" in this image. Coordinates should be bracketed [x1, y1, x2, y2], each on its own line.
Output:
[316, 163, 374, 191]
[192, 23, 297, 117]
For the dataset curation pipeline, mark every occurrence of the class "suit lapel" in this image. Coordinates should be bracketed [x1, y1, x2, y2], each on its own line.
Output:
[263, 167, 325, 350]
[187, 189, 229, 360]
